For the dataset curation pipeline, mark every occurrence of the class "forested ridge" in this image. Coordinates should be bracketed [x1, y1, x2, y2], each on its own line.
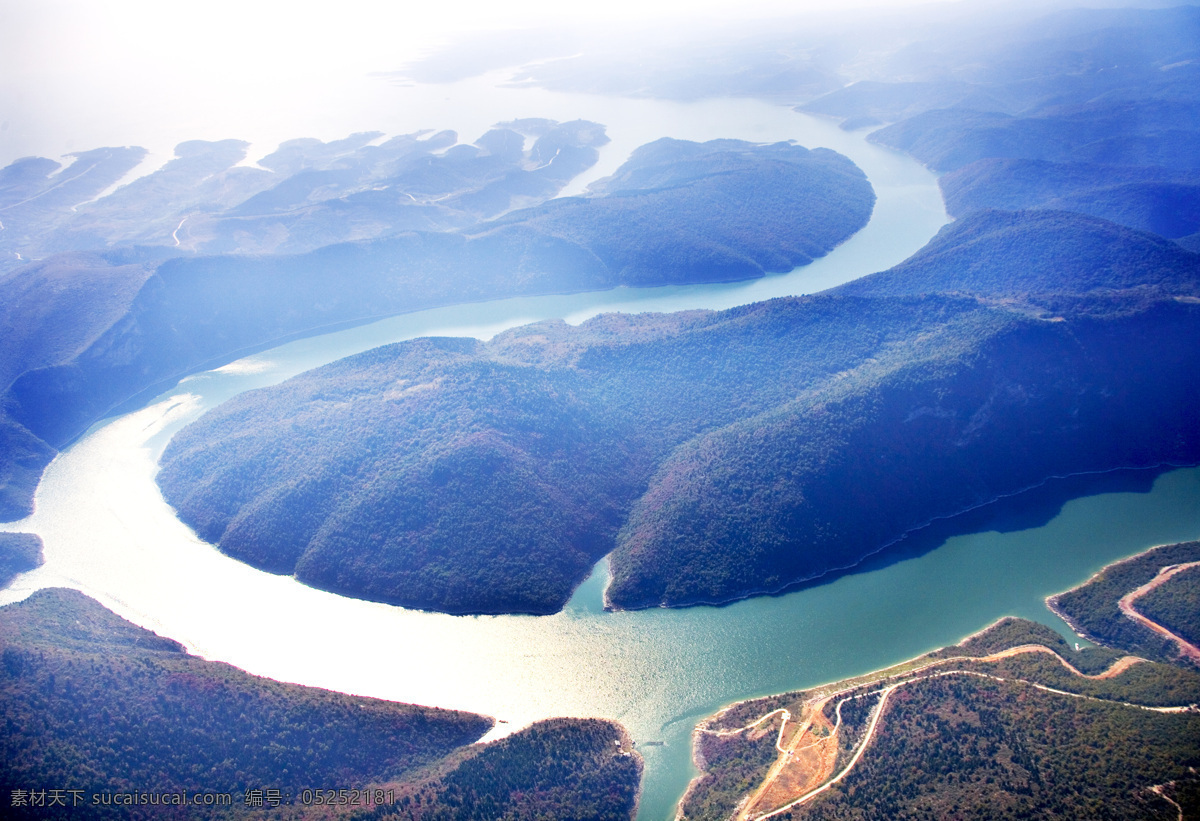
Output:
[0, 589, 492, 819]
[157, 207, 1200, 614]
[0, 589, 641, 821]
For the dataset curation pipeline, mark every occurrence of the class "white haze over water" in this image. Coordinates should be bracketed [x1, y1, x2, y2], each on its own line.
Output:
[1, 0, 961, 172]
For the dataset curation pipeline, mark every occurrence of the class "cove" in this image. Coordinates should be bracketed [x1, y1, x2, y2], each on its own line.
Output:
[3, 97, 1198, 820]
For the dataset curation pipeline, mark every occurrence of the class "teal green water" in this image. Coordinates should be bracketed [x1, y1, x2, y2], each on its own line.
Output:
[593, 466, 1200, 817]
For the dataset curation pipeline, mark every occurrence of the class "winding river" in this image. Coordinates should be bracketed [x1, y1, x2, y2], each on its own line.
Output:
[3, 87, 1200, 820]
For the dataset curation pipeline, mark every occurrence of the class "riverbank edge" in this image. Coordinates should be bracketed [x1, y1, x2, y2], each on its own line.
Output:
[147, 461, 1199, 619]
[674, 616, 1018, 820]
[605, 461, 1200, 615]
[676, 538, 1200, 819]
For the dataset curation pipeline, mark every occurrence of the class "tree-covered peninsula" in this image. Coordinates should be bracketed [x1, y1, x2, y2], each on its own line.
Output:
[157, 209, 1200, 614]
[0, 589, 641, 820]
[1049, 541, 1200, 669]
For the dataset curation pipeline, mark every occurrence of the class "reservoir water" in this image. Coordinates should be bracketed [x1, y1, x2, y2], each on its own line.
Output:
[3, 92, 1199, 820]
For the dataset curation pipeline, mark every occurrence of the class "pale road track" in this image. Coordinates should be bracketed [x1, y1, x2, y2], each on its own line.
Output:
[172, 217, 189, 247]
[699, 643, 1194, 821]
[1119, 561, 1200, 665]
[1150, 782, 1184, 821]
[0, 158, 105, 213]
[735, 716, 807, 820]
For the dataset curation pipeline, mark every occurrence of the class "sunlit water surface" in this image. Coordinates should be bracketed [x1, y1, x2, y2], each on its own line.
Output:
[4, 90, 1199, 820]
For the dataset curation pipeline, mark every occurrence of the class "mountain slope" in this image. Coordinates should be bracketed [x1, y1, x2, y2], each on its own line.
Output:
[157, 211, 1200, 613]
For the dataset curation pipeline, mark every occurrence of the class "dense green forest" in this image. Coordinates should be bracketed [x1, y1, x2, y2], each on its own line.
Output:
[0, 533, 42, 588]
[157, 208, 1200, 613]
[796, 675, 1200, 820]
[356, 719, 642, 821]
[0, 589, 642, 821]
[684, 710, 787, 821]
[0, 588, 492, 818]
[1050, 541, 1200, 668]
[1137, 565, 1200, 650]
[681, 617, 1200, 821]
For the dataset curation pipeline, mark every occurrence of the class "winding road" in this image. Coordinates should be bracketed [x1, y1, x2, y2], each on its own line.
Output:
[702, 641, 1193, 821]
[1119, 561, 1200, 665]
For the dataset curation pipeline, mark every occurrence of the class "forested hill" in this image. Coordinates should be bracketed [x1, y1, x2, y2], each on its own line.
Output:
[0, 533, 42, 589]
[0, 589, 642, 820]
[0, 588, 492, 817]
[0, 136, 872, 521]
[836, 208, 1200, 299]
[939, 160, 1200, 240]
[359, 719, 642, 821]
[469, 138, 873, 285]
[158, 210, 1200, 614]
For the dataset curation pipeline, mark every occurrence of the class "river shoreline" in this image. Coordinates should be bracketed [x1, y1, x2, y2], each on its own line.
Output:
[605, 460, 1200, 616]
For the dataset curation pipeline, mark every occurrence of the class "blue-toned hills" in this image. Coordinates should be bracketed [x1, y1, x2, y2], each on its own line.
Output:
[156, 210, 1200, 613]
[0, 136, 874, 521]
[837, 208, 1200, 299]
[940, 159, 1200, 240]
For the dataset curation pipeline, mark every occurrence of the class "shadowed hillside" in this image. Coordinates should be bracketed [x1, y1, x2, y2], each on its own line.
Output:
[157, 211, 1200, 614]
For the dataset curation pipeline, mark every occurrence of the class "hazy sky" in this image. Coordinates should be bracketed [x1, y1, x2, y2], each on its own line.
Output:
[0, 0, 962, 167]
[2, 0, 964, 84]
